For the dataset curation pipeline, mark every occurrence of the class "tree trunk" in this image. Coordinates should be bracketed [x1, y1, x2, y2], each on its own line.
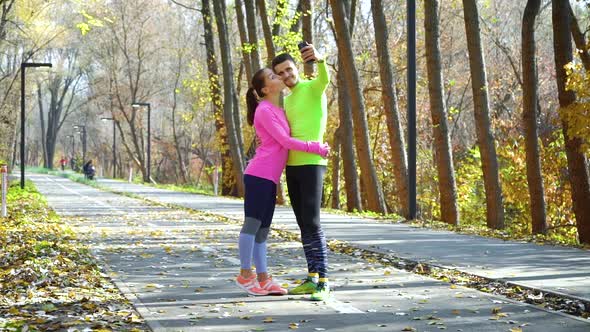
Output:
[522, 0, 547, 234]
[424, 0, 460, 225]
[271, 0, 287, 37]
[244, 0, 261, 73]
[202, 0, 236, 196]
[172, 51, 188, 183]
[256, 0, 275, 65]
[301, 0, 313, 77]
[372, 0, 411, 219]
[568, 3, 590, 71]
[234, 0, 253, 82]
[331, 126, 341, 210]
[37, 85, 48, 168]
[462, 0, 505, 229]
[331, 0, 361, 212]
[290, 0, 304, 33]
[213, 0, 245, 197]
[330, 0, 386, 213]
[552, 0, 590, 244]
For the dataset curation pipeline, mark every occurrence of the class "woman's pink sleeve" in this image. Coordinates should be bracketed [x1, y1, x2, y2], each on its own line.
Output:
[257, 107, 311, 153]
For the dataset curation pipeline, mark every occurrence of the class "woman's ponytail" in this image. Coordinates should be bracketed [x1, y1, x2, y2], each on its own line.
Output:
[246, 68, 268, 126]
[246, 87, 258, 126]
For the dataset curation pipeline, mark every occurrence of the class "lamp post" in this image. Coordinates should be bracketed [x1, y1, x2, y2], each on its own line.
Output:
[20, 62, 52, 189]
[65, 135, 75, 157]
[407, 0, 417, 220]
[101, 117, 117, 178]
[66, 135, 76, 170]
[73, 125, 87, 163]
[131, 102, 151, 182]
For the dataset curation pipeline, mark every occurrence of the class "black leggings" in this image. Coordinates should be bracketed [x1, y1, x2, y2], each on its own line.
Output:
[286, 165, 328, 278]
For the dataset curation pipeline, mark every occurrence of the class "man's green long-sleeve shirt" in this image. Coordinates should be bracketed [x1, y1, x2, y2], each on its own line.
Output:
[284, 61, 330, 166]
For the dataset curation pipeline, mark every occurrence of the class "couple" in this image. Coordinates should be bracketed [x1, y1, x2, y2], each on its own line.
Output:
[235, 44, 331, 301]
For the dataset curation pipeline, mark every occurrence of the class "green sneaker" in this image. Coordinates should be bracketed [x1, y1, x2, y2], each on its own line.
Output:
[289, 277, 317, 295]
[310, 282, 330, 301]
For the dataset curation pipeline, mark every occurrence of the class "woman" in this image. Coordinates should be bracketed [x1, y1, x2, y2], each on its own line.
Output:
[236, 68, 330, 296]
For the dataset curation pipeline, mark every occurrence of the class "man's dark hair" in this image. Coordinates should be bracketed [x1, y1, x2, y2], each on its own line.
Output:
[272, 53, 296, 70]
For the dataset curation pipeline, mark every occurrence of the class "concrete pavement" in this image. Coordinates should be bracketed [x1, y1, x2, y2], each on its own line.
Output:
[89, 176, 590, 303]
[26, 173, 590, 331]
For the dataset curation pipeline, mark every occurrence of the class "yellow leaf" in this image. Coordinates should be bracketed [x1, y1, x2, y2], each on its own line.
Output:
[263, 317, 275, 323]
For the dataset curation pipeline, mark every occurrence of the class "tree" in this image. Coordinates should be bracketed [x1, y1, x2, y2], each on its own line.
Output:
[372, 0, 411, 219]
[330, 0, 386, 213]
[170, 18, 189, 184]
[256, 0, 275, 65]
[201, 0, 236, 195]
[0, 0, 15, 45]
[213, 0, 245, 196]
[244, 0, 261, 73]
[301, 0, 313, 78]
[522, 0, 547, 234]
[235, 0, 253, 81]
[37, 50, 83, 169]
[552, 0, 590, 244]
[462, 0, 505, 229]
[330, 0, 361, 212]
[569, 3, 590, 71]
[424, 0, 459, 225]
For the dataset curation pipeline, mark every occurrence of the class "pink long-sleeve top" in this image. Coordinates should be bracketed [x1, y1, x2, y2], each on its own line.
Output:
[244, 100, 319, 184]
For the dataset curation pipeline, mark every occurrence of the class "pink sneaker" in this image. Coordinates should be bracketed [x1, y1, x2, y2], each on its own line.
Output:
[259, 277, 288, 295]
[236, 275, 269, 296]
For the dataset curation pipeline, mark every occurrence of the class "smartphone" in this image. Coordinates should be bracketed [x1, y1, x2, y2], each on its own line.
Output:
[298, 41, 315, 64]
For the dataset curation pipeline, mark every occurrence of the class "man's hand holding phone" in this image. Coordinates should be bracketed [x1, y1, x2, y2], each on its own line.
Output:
[298, 41, 322, 64]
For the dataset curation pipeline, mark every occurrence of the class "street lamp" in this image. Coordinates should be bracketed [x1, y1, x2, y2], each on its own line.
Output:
[65, 135, 76, 157]
[73, 125, 87, 163]
[407, 1, 417, 220]
[20, 61, 52, 188]
[132, 102, 151, 182]
[101, 117, 117, 178]
[65, 135, 76, 170]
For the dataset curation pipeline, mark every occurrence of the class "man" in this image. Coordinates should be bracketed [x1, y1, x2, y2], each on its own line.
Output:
[272, 44, 330, 301]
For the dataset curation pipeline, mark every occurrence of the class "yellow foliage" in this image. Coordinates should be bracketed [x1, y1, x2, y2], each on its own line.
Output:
[562, 62, 590, 153]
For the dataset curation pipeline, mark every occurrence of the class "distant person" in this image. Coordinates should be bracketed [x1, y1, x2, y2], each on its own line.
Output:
[272, 43, 331, 301]
[59, 157, 67, 171]
[235, 67, 330, 296]
[83, 160, 95, 180]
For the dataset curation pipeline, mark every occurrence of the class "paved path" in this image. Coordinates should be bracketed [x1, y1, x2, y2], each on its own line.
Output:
[88, 177, 590, 302]
[27, 173, 590, 331]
